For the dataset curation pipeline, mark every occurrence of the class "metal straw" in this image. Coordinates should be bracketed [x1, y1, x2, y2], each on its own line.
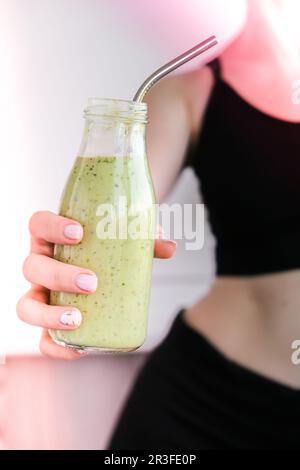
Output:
[133, 35, 218, 102]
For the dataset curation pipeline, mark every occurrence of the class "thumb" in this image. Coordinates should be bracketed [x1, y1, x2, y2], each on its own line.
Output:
[154, 226, 177, 259]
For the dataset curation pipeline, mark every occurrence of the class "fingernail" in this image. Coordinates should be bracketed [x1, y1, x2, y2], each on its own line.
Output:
[64, 224, 83, 240]
[161, 240, 177, 248]
[60, 310, 82, 327]
[76, 274, 98, 292]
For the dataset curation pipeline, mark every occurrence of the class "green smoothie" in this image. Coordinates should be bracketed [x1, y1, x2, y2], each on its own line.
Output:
[50, 155, 155, 351]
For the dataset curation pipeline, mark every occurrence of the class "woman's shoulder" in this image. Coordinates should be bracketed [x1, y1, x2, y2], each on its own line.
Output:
[180, 63, 215, 99]
[144, 64, 216, 140]
[146, 63, 214, 104]
[178, 65, 216, 139]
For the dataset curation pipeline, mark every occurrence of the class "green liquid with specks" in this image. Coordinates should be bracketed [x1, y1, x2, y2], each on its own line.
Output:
[50, 155, 155, 351]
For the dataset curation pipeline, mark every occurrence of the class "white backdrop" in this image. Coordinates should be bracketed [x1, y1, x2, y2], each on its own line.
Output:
[0, 0, 247, 355]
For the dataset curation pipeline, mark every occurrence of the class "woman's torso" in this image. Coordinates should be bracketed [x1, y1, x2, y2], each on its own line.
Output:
[183, 55, 300, 389]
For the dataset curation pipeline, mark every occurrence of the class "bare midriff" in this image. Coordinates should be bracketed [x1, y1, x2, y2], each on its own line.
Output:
[184, 272, 300, 388]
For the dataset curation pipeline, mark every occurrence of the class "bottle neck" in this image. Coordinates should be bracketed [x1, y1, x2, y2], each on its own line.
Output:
[78, 118, 147, 158]
[78, 98, 148, 158]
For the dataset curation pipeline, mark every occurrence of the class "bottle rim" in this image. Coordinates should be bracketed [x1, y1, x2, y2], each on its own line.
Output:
[84, 97, 148, 124]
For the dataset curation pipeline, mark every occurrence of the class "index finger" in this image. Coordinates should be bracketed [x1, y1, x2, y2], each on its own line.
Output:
[29, 211, 83, 256]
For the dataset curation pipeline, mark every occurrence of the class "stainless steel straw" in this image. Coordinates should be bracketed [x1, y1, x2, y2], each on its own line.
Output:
[133, 35, 218, 102]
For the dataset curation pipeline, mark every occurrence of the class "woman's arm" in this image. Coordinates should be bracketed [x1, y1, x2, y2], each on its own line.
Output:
[145, 66, 214, 201]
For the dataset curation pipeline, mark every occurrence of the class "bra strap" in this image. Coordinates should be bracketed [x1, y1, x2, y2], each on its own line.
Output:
[207, 58, 222, 81]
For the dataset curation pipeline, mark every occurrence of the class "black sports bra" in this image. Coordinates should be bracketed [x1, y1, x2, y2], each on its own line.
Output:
[185, 59, 300, 276]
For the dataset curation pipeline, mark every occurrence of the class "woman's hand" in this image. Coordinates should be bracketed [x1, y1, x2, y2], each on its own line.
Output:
[17, 211, 176, 360]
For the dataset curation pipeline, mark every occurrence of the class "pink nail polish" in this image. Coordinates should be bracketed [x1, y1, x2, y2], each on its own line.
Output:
[64, 224, 83, 240]
[60, 310, 82, 327]
[76, 274, 98, 292]
[162, 240, 177, 248]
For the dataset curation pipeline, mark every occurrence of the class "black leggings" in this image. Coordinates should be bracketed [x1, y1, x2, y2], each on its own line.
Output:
[109, 311, 300, 450]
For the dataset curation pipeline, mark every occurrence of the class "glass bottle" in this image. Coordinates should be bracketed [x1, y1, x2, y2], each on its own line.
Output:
[50, 98, 155, 352]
